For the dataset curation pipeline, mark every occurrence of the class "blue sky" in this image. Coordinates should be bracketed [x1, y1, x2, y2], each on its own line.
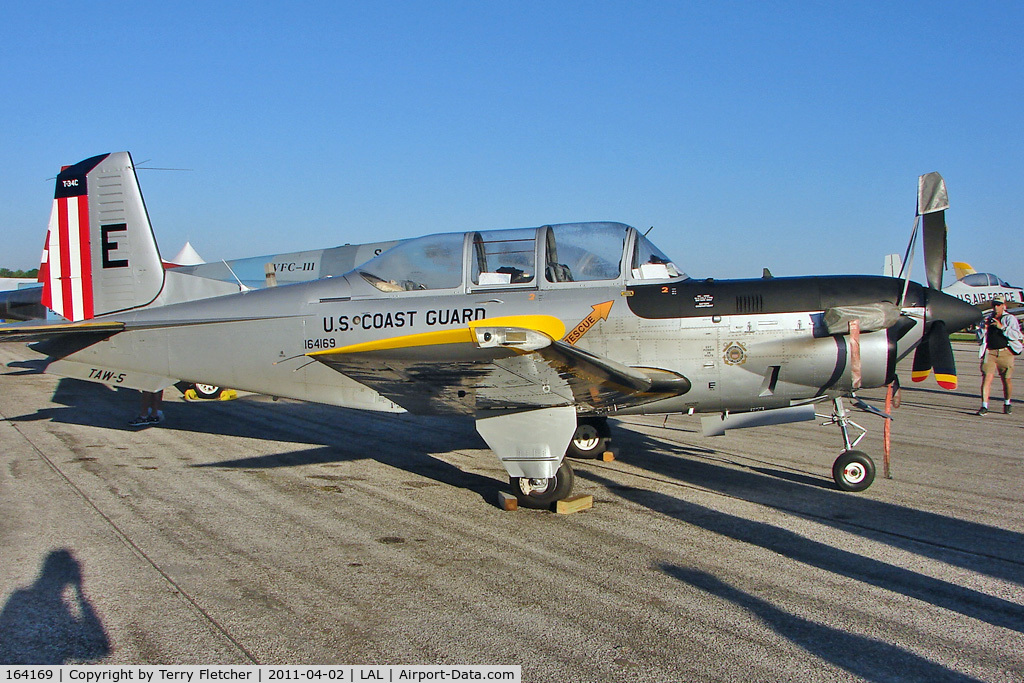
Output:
[2, 2, 1021, 285]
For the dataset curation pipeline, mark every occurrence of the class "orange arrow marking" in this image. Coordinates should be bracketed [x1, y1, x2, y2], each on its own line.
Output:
[563, 301, 614, 346]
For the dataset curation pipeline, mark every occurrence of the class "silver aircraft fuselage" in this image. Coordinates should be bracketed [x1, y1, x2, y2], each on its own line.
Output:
[37, 224, 974, 421]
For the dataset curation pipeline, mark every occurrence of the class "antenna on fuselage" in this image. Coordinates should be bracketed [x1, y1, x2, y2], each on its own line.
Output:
[221, 260, 251, 292]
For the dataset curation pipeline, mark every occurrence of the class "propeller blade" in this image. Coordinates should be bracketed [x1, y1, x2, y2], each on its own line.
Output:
[889, 316, 918, 343]
[911, 339, 931, 383]
[917, 172, 949, 291]
[928, 320, 957, 390]
[922, 211, 947, 291]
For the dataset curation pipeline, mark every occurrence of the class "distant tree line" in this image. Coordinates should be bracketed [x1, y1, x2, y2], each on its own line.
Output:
[0, 268, 39, 278]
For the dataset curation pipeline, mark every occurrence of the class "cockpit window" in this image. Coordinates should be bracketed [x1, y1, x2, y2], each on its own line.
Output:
[631, 232, 685, 280]
[545, 223, 626, 282]
[359, 233, 463, 292]
[962, 273, 998, 287]
[471, 228, 536, 286]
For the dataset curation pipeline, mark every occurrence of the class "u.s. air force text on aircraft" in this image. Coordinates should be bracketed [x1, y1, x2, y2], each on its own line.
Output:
[322, 308, 488, 333]
[950, 289, 1023, 306]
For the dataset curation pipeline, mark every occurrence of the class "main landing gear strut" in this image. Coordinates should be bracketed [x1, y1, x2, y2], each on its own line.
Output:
[819, 396, 877, 492]
[510, 461, 576, 509]
[476, 405, 580, 509]
[511, 415, 610, 508]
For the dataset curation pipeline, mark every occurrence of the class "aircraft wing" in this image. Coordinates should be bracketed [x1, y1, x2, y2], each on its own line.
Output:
[306, 315, 691, 416]
[0, 319, 125, 343]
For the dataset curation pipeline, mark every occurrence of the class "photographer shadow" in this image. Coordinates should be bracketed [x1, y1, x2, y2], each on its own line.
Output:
[0, 549, 110, 664]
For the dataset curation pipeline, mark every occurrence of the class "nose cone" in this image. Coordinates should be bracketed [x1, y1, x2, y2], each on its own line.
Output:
[926, 289, 982, 333]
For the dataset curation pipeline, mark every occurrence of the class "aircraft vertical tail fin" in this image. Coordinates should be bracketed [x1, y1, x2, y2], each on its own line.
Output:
[882, 254, 902, 278]
[952, 261, 975, 281]
[40, 152, 165, 321]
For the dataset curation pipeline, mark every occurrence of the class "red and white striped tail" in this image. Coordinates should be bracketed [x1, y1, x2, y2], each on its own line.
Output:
[39, 152, 165, 321]
[42, 184, 95, 321]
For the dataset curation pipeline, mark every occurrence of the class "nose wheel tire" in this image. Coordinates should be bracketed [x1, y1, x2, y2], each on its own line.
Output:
[566, 418, 611, 460]
[832, 450, 876, 492]
[510, 461, 575, 509]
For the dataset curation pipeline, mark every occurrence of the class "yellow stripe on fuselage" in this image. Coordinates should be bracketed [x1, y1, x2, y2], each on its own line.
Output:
[307, 314, 566, 357]
[469, 315, 566, 340]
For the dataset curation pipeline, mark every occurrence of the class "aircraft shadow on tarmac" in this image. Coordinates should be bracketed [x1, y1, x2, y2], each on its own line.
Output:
[2, 359, 48, 375]
[191, 443, 503, 504]
[13, 378, 504, 505]
[5, 379, 137, 431]
[14, 380, 1024, 591]
[606, 423, 1024, 589]
[581, 470, 1024, 634]
[660, 564, 985, 683]
[0, 549, 110, 664]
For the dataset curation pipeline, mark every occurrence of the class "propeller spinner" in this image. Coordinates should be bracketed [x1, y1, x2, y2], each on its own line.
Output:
[910, 272, 982, 390]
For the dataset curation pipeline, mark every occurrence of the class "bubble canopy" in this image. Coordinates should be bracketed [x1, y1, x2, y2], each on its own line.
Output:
[961, 272, 1014, 288]
[355, 222, 685, 293]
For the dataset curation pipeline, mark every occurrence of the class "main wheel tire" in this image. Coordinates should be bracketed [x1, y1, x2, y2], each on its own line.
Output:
[510, 461, 575, 509]
[566, 419, 611, 459]
[832, 450, 876, 492]
[192, 383, 222, 400]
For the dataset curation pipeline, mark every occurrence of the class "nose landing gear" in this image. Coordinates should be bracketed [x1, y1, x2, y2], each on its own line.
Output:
[832, 449, 876, 492]
[819, 396, 878, 492]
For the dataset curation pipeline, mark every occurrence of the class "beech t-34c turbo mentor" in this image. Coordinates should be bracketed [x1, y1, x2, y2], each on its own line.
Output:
[0, 153, 980, 507]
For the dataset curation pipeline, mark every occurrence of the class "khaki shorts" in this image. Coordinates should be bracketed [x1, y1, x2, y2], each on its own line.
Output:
[982, 348, 1015, 378]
